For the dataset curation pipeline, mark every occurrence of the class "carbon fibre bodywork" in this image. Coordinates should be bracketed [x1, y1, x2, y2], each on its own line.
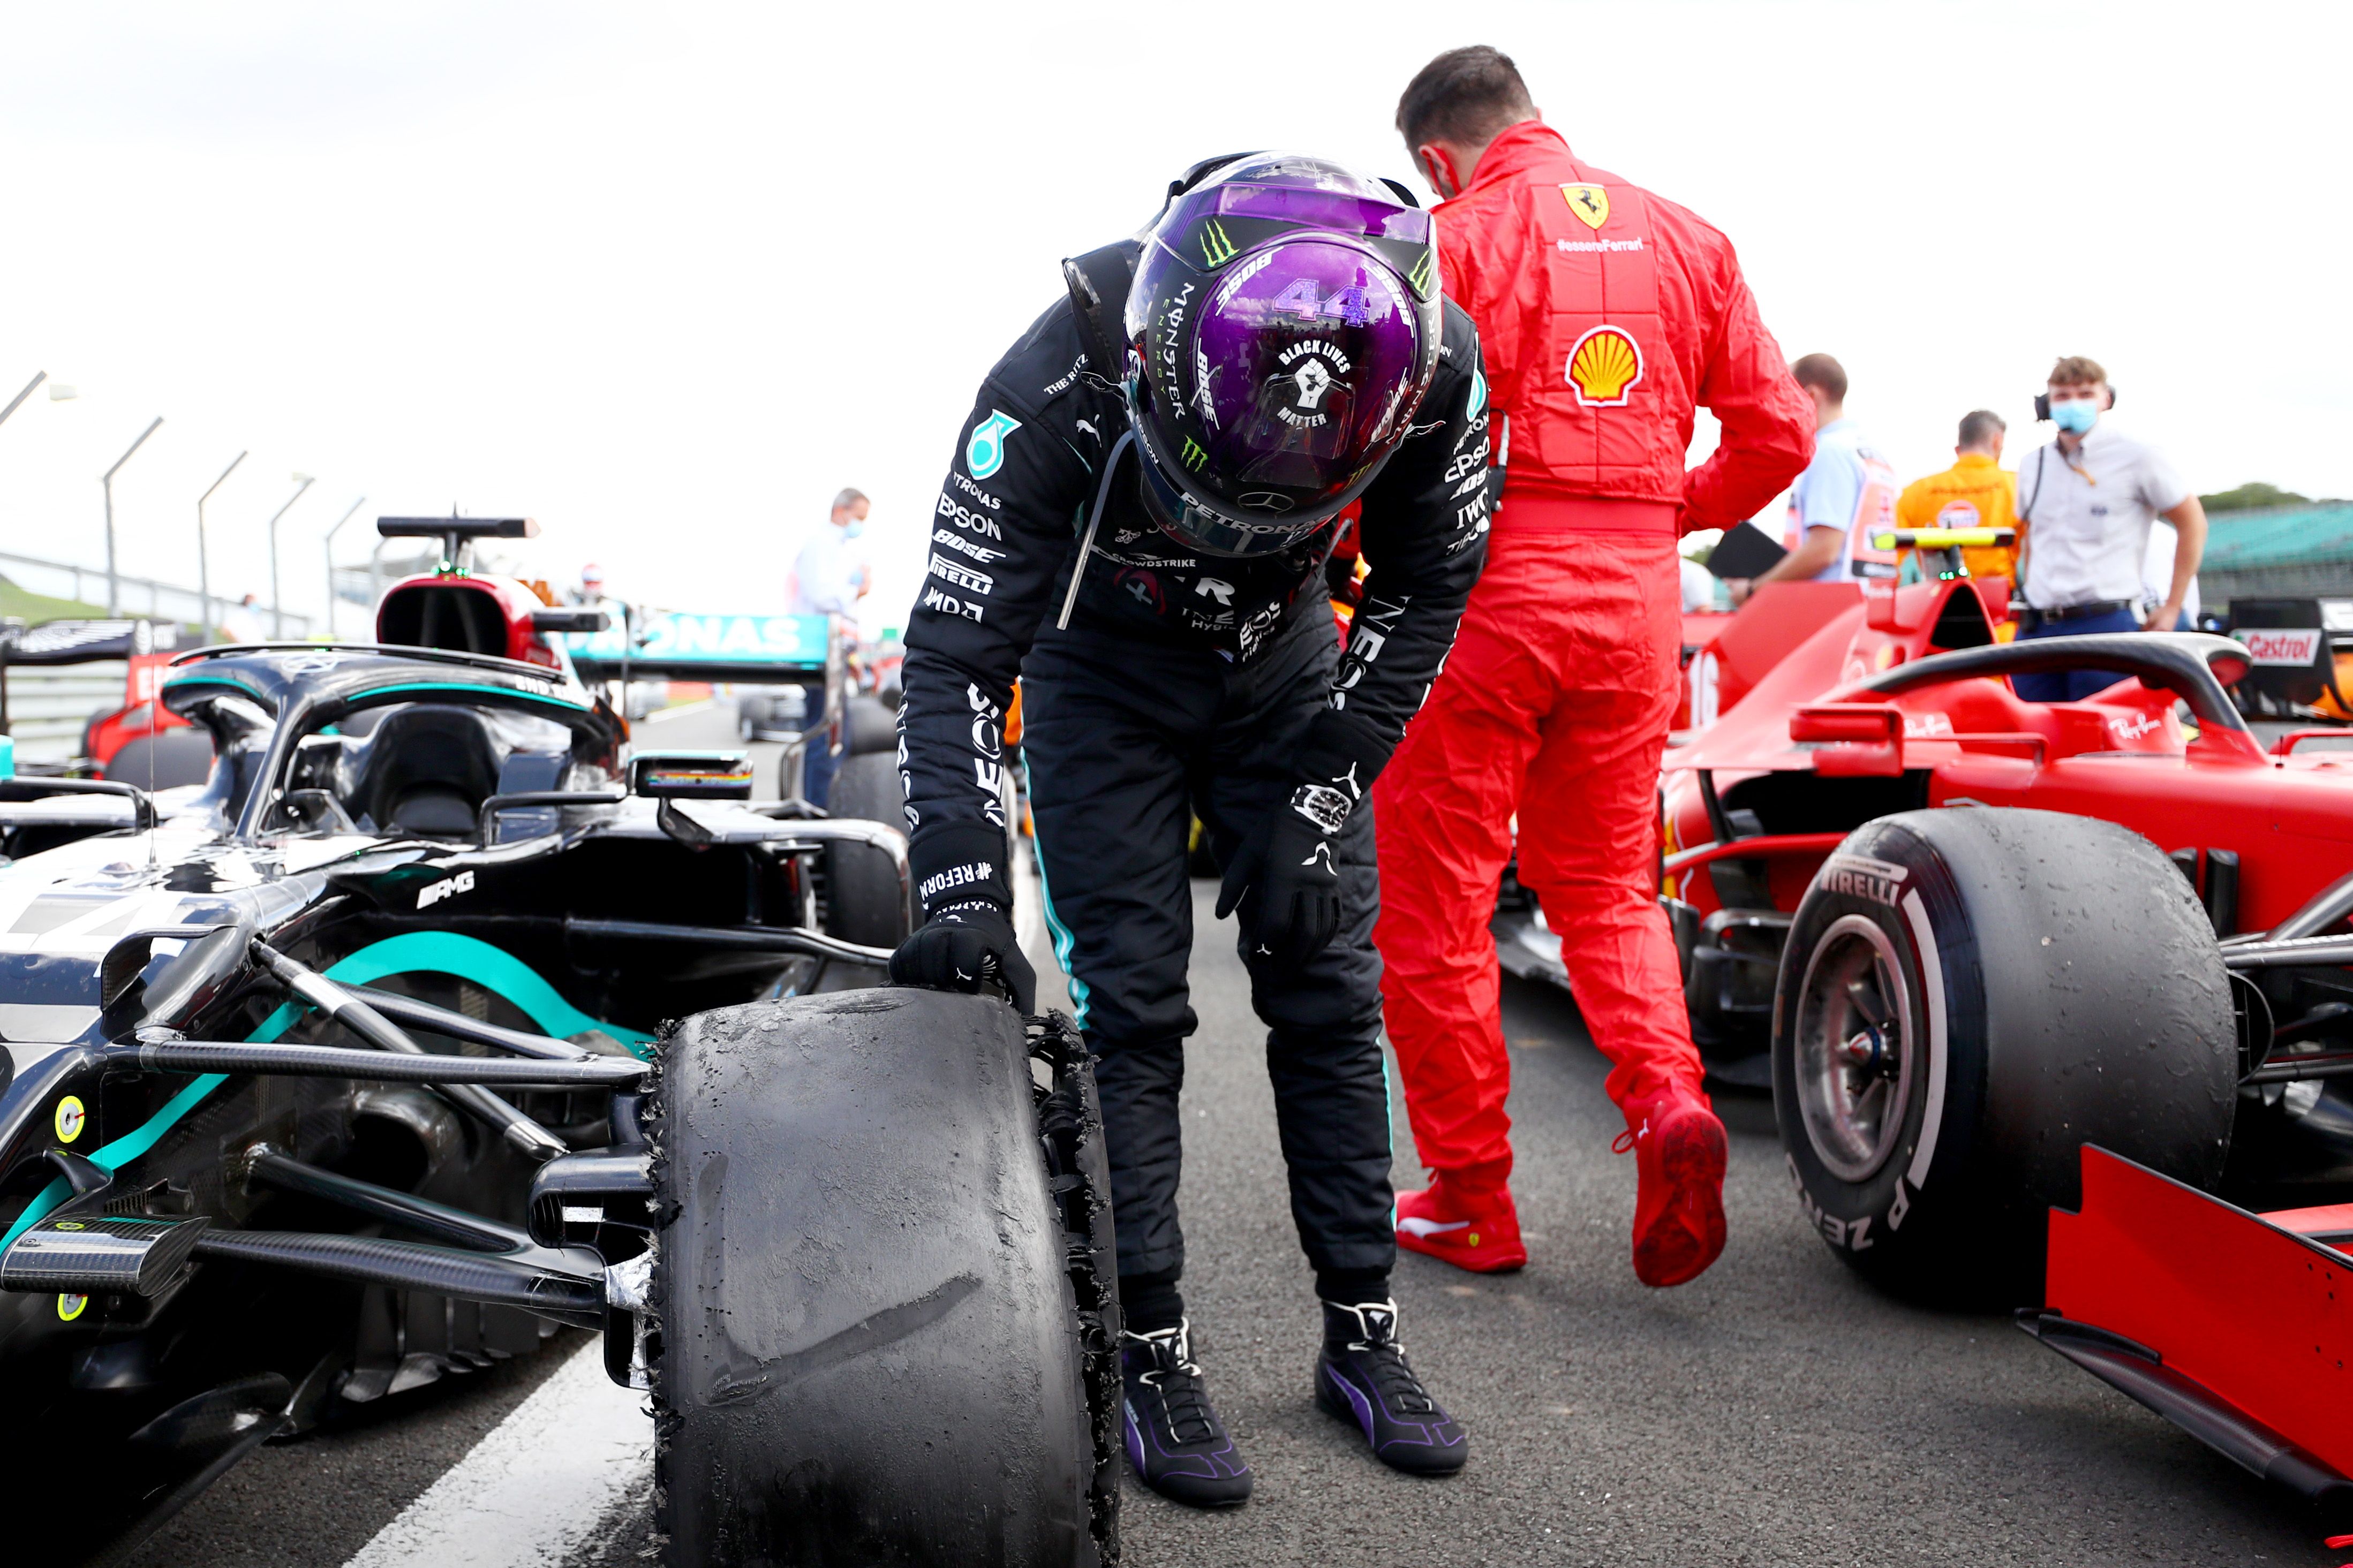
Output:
[0, 643, 907, 1556]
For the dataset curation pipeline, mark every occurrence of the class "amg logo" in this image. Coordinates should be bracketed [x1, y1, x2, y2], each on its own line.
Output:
[1819, 853, 1906, 905]
[416, 869, 476, 910]
[928, 554, 994, 595]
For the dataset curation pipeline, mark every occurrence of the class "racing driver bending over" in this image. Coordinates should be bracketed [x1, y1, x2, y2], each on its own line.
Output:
[887, 154, 1490, 1504]
[1374, 48, 1815, 1286]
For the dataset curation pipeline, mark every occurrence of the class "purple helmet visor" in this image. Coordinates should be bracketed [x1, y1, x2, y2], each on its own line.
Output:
[1163, 179, 1436, 299]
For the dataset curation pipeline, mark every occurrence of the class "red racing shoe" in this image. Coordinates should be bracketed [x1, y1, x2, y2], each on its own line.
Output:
[1618, 1089, 1728, 1287]
[1394, 1168, 1527, 1273]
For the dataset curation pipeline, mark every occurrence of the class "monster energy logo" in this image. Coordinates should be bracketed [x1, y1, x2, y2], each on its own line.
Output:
[1180, 436, 1208, 471]
[1408, 248, 1434, 295]
[1199, 218, 1237, 266]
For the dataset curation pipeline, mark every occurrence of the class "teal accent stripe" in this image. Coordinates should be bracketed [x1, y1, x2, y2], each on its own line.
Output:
[1018, 756, 1089, 1031]
[248, 933, 655, 1053]
[360, 682, 587, 714]
[2, 935, 651, 1252]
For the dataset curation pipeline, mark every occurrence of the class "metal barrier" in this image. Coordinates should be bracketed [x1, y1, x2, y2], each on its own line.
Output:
[2, 664, 123, 762]
[0, 548, 313, 640]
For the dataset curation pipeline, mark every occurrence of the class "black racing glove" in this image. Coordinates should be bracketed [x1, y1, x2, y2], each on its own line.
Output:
[1215, 713, 1384, 969]
[889, 899, 1036, 1013]
[892, 821, 1037, 1012]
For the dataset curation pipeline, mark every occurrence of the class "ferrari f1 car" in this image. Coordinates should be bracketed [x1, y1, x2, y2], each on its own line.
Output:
[0, 522, 1119, 1567]
[1497, 532, 2353, 1501]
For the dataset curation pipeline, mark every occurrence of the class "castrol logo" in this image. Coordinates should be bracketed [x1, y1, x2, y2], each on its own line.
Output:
[2237, 628, 2324, 666]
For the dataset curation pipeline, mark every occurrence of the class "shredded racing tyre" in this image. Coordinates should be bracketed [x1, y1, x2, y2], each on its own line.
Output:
[820, 751, 912, 948]
[650, 991, 1118, 1567]
[1771, 807, 2235, 1306]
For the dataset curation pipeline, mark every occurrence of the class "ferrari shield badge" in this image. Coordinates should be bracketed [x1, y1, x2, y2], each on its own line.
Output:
[1560, 183, 1610, 230]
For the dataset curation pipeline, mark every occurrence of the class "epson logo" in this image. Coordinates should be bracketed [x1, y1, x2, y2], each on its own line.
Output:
[937, 493, 1006, 541]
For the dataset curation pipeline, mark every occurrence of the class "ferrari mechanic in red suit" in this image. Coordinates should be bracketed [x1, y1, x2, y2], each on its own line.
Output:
[1375, 47, 1813, 1284]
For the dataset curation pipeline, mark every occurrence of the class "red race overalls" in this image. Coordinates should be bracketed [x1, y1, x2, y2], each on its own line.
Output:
[1374, 122, 1812, 1283]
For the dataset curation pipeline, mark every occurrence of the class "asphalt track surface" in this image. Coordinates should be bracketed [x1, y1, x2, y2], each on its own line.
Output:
[122, 700, 2336, 1566]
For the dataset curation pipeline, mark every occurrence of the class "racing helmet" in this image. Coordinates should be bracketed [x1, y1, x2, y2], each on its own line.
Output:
[1122, 153, 1443, 558]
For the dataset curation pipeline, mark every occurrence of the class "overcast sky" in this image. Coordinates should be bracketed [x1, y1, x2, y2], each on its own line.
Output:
[0, 1, 2344, 632]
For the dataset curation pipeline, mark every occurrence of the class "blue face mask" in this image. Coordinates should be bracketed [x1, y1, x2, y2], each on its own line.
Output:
[842, 521, 865, 539]
[2049, 397, 2099, 435]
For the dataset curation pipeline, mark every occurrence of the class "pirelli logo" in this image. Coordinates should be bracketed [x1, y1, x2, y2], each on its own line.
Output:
[927, 553, 994, 595]
[1819, 853, 1907, 906]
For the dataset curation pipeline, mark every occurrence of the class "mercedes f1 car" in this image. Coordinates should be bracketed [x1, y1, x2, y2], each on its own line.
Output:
[0, 519, 1119, 1566]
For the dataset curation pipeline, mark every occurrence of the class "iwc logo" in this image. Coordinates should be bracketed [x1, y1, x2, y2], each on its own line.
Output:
[1274, 340, 1352, 429]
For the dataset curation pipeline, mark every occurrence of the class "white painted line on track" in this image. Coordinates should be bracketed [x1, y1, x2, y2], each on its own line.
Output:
[341, 1338, 652, 1568]
[638, 697, 718, 725]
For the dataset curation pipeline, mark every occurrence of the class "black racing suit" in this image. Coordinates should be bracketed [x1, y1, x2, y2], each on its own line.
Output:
[896, 252, 1492, 1298]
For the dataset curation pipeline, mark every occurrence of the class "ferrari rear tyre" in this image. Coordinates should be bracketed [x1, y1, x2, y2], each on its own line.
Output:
[649, 991, 1117, 1567]
[820, 752, 912, 947]
[1771, 807, 2235, 1305]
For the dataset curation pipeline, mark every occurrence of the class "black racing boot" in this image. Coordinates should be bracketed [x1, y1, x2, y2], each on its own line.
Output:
[1314, 1299, 1467, 1476]
[1120, 1321, 1252, 1507]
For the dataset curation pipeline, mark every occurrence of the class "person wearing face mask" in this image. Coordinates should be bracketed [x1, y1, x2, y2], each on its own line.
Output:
[2011, 356, 2207, 701]
[788, 487, 873, 805]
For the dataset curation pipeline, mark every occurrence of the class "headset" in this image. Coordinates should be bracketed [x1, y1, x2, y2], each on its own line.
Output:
[2034, 386, 2116, 422]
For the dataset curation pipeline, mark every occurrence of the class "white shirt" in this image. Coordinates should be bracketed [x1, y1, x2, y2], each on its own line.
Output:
[2143, 520, 2200, 620]
[789, 523, 871, 617]
[2017, 425, 2189, 609]
[1679, 555, 1720, 612]
[1782, 419, 1900, 582]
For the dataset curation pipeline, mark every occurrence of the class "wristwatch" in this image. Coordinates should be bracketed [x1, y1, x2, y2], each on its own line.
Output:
[1289, 783, 1354, 836]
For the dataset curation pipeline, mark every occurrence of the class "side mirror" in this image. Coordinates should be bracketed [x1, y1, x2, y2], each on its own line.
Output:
[629, 750, 753, 801]
[532, 608, 609, 635]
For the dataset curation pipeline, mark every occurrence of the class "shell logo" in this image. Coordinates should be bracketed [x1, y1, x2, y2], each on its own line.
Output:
[1565, 325, 1644, 407]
